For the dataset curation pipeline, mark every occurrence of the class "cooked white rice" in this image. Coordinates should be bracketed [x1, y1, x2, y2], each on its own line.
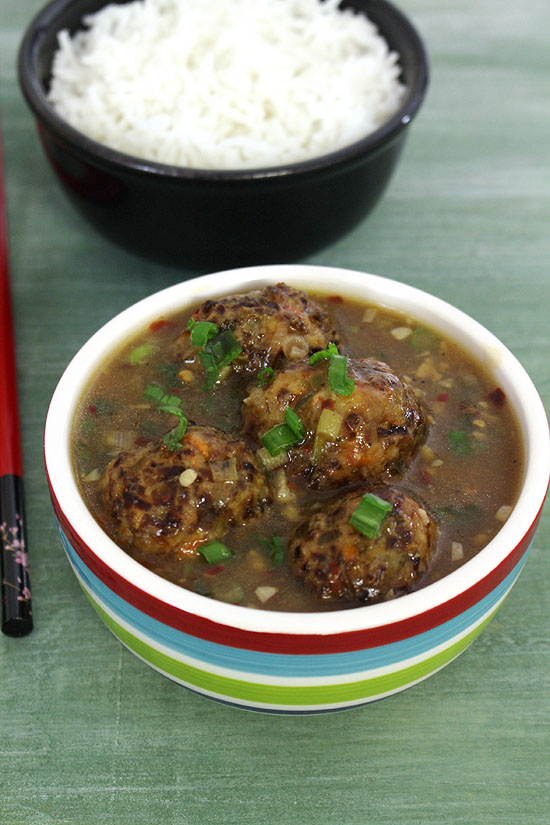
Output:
[48, 0, 406, 170]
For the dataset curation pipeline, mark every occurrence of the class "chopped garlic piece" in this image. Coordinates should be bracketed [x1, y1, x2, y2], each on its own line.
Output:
[418, 507, 430, 527]
[362, 307, 377, 323]
[451, 541, 464, 561]
[179, 468, 198, 487]
[495, 505, 513, 522]
[247, 549, 268, 573]
[84, 468, 101, 482]
[391, 326, 413, 340]
[431, 459, 444, 468]
[473, 418, 486, 428]
[255, 586, 278, 604]
[178, 369, 194, 383]
[416, 357, 441, 381]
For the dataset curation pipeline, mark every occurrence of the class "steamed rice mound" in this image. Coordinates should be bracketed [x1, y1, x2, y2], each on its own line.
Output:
[48, 0, 406, 170]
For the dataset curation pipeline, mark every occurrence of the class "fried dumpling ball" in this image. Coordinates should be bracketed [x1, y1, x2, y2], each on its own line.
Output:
[99, 425, 269, 555]
[242, 357, 427, 489]
[288, 486, 437, 603]
[170, 282, 339, 377]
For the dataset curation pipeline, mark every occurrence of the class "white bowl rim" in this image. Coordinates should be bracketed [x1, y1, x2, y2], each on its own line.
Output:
[44, 264, 550, 637]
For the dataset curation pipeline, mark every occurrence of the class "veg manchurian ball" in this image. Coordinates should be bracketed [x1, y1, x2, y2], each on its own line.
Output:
[99, 425, 269, 555]
[242, 358, 427, 489]
[171, 282, 339, 374]
[288, 486, 437, 603]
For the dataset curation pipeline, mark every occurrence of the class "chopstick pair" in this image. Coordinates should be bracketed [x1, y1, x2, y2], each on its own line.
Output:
[0, 122, 33, 636]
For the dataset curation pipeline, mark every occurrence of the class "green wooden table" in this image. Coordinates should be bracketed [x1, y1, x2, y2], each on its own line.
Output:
[1, 1, 549, 822]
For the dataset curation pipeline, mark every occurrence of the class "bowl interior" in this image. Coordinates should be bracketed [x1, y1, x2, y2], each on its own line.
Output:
[44, 265, 550, 636]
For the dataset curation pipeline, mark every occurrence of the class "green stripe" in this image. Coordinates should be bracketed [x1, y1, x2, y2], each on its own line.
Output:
[84, 590, 498, 707]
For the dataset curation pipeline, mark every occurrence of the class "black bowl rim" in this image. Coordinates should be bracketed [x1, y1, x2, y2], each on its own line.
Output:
[18, 0, 429, 182]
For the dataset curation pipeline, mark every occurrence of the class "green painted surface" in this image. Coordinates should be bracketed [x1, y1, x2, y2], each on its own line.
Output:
[1, 1, 549, 823]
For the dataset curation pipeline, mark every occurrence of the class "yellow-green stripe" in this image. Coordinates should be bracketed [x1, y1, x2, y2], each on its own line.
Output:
[84, 590, 498, 707]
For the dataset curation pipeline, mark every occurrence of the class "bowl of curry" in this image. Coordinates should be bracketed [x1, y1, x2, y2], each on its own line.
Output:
[44, 265, 550, 712]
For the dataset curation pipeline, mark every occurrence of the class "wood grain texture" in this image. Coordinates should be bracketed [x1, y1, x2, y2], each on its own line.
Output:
[1, 1, 549, 823]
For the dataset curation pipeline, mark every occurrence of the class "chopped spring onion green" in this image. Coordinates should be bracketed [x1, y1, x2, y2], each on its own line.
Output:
[328, 354, 355, 396]
[309, 342, 339, 365]
[261, 425, 300, 456]
[261, 408, 305, 456]
[285, 407, 305, 439]
[162, 415, 187, 451]
[189, 319, 218, 348]
[198, 541, 234, 564]
[200, 330, 242, 389]
[128, 343, 156, 365]
[349, 493, 393, 538]
[143, 384, 188, 450]
[257, 367, 275, 387]
[143, 384, 177, 406]
[259, 536, 285, 568]
[448, 430, 471, 455]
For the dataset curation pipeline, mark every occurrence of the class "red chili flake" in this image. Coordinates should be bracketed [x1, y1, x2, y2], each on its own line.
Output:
[327, 295, 344, 303]
[329, 561, 341, 575]
[488, 387, 506, 408]
[149, 318, 166, 332]
[151, 318, 176, 333]
[420, 469, 434, 486]
[88, 404, 97, 416]
[437, 393, 449, 402]
[205, 565, 224, 577]
[321, 398, 334, 410]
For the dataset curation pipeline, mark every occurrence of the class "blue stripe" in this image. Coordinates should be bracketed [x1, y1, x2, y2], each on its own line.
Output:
[58, 523, 528, 677]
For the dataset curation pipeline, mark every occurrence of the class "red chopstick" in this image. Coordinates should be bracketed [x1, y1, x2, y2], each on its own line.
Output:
[0, 122, 33, 636]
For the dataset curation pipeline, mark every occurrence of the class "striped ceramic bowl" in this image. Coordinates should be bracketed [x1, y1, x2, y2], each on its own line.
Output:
[44, 265, 550, 713]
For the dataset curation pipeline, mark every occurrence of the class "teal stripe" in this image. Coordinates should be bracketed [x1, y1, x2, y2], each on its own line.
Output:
[59, 523, 527, 676]
[82, 585, 498, 709]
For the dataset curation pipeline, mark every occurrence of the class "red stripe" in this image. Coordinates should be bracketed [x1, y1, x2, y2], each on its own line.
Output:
[47, 476, 544, 655]
[0, 127, 23, 477]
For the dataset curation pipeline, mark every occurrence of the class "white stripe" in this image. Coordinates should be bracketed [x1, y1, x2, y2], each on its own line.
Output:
[71, 558, 518, 690]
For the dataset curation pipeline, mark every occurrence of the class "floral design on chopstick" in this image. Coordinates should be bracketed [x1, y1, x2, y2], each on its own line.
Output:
[1, 515, 32, 603]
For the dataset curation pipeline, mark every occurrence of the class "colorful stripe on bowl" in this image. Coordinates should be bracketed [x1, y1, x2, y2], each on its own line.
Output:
[58, 522, 527, 712]
[49, 484, 540, 656]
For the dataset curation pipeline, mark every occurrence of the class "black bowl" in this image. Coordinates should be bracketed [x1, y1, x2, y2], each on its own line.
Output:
[18, 0, 429, 269]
